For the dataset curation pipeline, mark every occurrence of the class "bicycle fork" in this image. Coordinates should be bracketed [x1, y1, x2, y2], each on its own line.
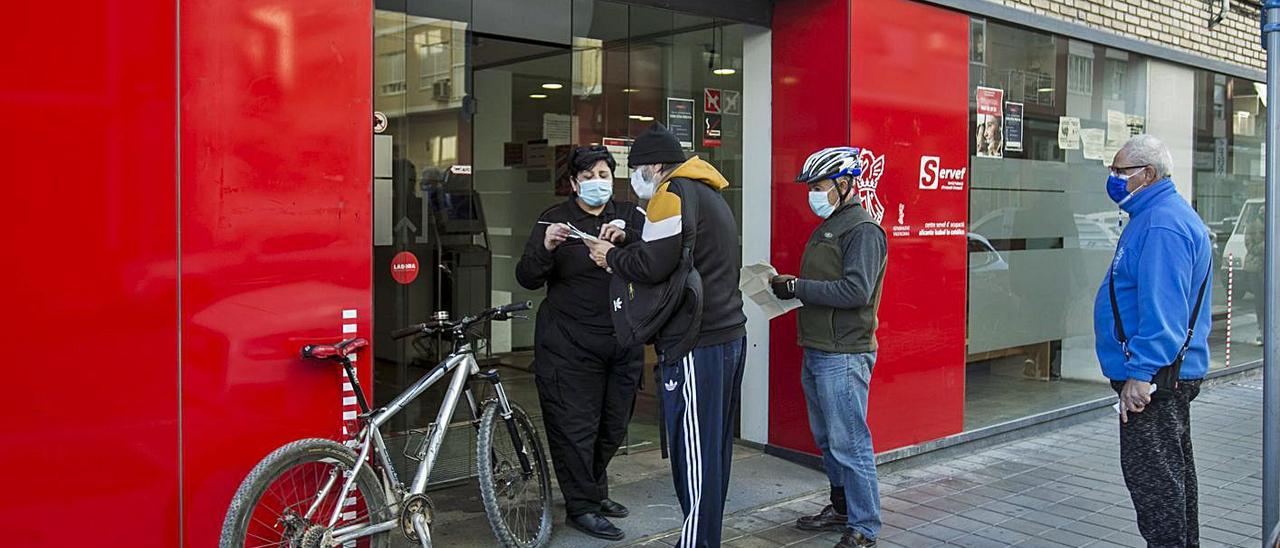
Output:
[474, 370, 533, 476]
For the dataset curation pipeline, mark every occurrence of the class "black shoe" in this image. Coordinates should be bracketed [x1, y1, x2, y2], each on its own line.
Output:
[835, 529, 876, 547]
[567, 512, 625, 541]
[600, 498, 629, 518]
[795, 505, 848, 532]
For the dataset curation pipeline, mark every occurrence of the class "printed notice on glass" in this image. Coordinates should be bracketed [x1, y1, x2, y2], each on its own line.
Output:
[740, 262, 802, 320]
[1107, 110, 1128, 145]
[1126, 114, 1146, 137]
[602, 137, 632, 177]
[1058, 116, 1081, 150]
[1004, 102, 1024, 153]
[667, 98, 696, 151]
[1081, 128, 1106, 161]
[975, 87, 1004, 158]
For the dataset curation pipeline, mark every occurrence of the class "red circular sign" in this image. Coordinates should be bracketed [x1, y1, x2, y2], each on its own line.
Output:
[390, 252, 420, 284]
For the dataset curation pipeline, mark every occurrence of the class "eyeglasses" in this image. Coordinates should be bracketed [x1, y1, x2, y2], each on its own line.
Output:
[1109, 164, 1148, 175]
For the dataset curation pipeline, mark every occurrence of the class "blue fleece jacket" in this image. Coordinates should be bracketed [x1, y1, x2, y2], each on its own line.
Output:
[1094, 179, 1213, 382]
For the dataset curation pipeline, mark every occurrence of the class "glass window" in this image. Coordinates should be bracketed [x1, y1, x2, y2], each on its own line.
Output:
[967, 20, 1150, 430]
[1193, 73, 1267, 370]
[380, 51, 407, 95]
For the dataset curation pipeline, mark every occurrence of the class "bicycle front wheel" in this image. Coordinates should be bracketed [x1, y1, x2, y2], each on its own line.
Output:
[476, 402, 553, 548]
[219, 438, 392, 548]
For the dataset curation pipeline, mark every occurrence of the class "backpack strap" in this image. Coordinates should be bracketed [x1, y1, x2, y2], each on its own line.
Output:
[1109, 262, 1210, 365]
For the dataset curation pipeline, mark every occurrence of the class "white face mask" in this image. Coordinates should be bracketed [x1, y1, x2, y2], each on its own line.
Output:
[630, 166, 658, 200]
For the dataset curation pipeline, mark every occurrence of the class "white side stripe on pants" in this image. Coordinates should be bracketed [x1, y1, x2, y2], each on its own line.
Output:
[680, 353, 704, 547]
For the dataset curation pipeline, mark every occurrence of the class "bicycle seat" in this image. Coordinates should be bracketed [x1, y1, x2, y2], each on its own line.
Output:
[301, 338, 368, 361]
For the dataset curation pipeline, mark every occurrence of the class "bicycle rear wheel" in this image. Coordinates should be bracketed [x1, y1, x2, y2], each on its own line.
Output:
[220, 438, 391, 548]
[476, 402, 553, 548]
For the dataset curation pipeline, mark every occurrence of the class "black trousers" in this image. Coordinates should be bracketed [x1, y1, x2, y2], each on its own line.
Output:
[1113, 380, 1202, 548]
[533, 308, 644, 517]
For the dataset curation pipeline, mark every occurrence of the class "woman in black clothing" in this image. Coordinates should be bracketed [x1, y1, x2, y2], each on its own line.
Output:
[514, 145, 645, 541]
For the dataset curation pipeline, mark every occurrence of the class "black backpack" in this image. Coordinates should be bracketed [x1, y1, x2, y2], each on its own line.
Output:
[608, 181, 704, 360]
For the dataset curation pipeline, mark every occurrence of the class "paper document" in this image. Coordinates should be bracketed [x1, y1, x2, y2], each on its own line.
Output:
[740, 262, 803, 320]
[538, 221, 601, 241]
[1113, 384, 1158, 415]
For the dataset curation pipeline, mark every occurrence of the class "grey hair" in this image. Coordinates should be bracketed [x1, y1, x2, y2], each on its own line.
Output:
[1121, 134, 1173, 179]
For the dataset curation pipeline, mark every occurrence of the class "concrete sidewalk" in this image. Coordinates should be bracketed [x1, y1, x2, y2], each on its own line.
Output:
[626, 372, 1267, 547]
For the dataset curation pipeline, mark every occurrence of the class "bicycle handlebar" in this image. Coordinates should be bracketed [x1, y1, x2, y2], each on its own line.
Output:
[389, 301, 532, 341]
[390, 323, 428, 340]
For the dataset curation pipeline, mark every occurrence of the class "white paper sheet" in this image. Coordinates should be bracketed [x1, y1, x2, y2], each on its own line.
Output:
[740, 262, 803, 320]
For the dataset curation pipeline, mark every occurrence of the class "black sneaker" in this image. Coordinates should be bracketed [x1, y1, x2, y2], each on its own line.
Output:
[835, 529, 876, 547]
[795, 504, 848, 532]
[600, 498, 629, 518]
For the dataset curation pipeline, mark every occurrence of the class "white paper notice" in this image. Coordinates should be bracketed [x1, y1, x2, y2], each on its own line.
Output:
[1081, 128, 1106, 161]
[1107, 110, 1128, 145]
[1058, 116, 1081, 150]
[740, 262, 802, 320]
[543, 113, 573, 146]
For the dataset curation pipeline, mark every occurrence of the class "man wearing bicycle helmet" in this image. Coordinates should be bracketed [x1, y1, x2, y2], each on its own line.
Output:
[771, 146, 887, 547]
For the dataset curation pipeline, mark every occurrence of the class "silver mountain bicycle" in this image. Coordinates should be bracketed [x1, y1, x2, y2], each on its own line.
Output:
[219, 301, 552, 548]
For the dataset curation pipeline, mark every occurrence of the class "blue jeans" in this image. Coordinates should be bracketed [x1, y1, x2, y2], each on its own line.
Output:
[801, 349, 881, 539]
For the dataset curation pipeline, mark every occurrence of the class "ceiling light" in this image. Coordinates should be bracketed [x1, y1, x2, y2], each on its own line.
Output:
[541, 83, 563, 90]
[1037, 87, 1054, 93]
[713, 68, 736, 76]
[638, 115, 654, 122]
[628, 114, 645, 120]
[622, 88, 638, 93]
[529, 93, 548, 99]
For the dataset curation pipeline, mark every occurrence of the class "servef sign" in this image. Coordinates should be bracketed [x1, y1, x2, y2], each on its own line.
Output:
[919, 156, 967, 191]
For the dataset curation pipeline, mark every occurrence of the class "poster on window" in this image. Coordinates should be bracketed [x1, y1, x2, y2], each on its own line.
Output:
[602, 137, 632, 178]
[1081, 128, 1106, 161]
[975, 87, 1004, 158]
[1058, 116, 1081, 150]
[1004, 102, 1024, 153]
[667, 98, 696, 151]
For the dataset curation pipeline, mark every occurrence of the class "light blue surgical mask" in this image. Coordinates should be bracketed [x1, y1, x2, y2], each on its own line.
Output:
[808, 190, 835, 219]
[576, 178, 613, 207]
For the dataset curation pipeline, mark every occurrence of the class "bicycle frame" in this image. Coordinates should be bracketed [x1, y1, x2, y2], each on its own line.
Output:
[319, 340, 520, 547]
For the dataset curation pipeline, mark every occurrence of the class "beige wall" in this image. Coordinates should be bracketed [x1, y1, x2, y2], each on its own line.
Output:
[988, 0, 1264, 72]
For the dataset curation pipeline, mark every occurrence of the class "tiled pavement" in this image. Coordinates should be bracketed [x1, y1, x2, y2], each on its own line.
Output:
[627, 373, 1267, 547]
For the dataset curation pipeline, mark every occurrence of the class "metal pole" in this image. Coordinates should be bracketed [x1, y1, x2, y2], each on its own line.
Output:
[1263, 2, 1280, 544]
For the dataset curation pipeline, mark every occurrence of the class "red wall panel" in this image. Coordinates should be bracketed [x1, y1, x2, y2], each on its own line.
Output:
[849, 0, 970, 450]
[770, 0, 970, 454]
[1, 2, 180, 544]
[769, 0, 852, 453]
[179, 1, 372, 545]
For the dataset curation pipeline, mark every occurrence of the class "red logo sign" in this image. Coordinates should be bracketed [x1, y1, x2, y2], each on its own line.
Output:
[704, 88, 721, 114]
[390, 252, 419, 284]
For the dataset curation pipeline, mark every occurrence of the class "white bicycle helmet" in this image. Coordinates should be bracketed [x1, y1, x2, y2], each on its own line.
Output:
[796, 146, 863, 184]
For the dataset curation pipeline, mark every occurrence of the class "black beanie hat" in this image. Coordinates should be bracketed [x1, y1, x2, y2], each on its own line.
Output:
[628, 123, 686, 168]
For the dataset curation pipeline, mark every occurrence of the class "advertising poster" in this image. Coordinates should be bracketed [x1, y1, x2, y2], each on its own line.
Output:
[1081, 128, 1106, 161]
[703, 114, 722, 148]
[1058, 116, 1081, 150]
[975, 86, 1004, 158]
[1004, 102, 1024, 153]
[666, 98, 695, 151]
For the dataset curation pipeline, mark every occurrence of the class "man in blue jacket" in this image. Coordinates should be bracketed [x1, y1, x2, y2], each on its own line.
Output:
[1094, 134, 1213, 548]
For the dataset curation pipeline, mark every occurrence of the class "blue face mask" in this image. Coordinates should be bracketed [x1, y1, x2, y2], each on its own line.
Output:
[577, 178, 613, 207]
[1106, 173, 1132, 204]
[808, 189, 835, 219]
